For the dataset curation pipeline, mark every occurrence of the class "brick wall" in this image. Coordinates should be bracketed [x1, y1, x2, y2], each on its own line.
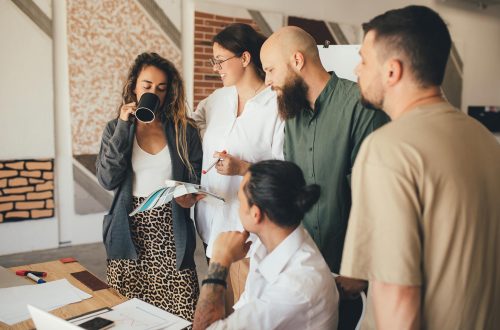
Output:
[0, 159, 55, 223]
[193, 11, 261, 109]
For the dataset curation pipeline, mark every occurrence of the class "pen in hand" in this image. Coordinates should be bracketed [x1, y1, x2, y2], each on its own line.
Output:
[202, 150, 226, 175]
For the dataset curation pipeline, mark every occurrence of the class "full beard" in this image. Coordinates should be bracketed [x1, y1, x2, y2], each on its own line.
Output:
[274, 72, 310, 120]
[360, 94, 382, 110]
[358, 81, 384, 111]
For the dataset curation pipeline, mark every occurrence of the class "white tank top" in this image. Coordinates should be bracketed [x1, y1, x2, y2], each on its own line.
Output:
[132, 136, 172, 197]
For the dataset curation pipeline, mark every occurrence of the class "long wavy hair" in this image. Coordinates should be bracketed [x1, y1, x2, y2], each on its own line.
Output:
[118, 52, 196, 178]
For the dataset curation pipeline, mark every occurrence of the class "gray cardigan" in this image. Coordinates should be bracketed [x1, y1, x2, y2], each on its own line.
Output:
[96, 118, 202, 270]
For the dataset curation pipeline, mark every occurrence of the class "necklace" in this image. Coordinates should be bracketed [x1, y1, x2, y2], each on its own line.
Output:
[237, 82, 266, 116]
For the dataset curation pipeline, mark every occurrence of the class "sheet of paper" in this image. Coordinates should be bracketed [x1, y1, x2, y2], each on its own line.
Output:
[173, 185, 190, 198]
[0, 279, 92, 325]
[71, 298, 191, 330]
[165, 180, 201, 189]
[197, 187, 225, 203]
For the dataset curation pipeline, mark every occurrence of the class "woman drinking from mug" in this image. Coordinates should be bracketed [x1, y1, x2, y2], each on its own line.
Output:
[191, 23, 284, 308]
[96, 52, 202, 321]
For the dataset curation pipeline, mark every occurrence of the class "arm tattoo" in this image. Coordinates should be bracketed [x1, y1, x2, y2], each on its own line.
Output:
[193, 263, 229, 330]
[206, 262, 229, 280]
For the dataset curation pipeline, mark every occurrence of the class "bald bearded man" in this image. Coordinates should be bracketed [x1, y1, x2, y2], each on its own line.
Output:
[261, 26, 389, 328]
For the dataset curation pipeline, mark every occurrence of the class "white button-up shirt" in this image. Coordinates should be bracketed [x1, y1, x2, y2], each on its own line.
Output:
[208, 225, 339, 330]
[191, 86, 284, 257]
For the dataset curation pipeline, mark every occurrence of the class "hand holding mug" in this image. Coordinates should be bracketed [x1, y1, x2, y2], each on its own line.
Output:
[119, 102, 136, 122]
[119, 93, 159, 123]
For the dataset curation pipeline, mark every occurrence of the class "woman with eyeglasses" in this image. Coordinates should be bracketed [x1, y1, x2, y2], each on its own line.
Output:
[191, 23, 284, 310]
[96, 52, 202, 321]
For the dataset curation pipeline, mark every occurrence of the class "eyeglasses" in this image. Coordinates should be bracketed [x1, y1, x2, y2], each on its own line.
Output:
[209, 55, 238, 70]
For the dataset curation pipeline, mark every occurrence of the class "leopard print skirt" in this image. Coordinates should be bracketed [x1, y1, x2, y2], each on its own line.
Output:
[107, 197, 199, 321]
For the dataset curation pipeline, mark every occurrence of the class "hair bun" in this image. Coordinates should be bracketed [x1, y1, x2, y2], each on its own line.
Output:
[295, 184, 320, 213]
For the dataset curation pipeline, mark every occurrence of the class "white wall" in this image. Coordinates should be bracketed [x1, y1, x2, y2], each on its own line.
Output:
[0, 0, 105, 257]
[0, 219, 59, 255]
[156, 0, 182, 31]
[0, 213, 104, 256]
[0, 1, 59, 256]
[33, 0, 52, 19]
[196, 1, 253, 17]
[182, 0, 195, 107]
[0, 1, 55, 159]
[434, 3, 500, 110]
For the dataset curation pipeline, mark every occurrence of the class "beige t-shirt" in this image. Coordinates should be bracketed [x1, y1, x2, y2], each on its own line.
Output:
[341, 102, 500, 329]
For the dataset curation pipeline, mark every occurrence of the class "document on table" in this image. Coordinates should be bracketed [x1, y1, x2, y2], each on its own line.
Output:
[0, 279, 92, 325]
[70, 298, 191, 330]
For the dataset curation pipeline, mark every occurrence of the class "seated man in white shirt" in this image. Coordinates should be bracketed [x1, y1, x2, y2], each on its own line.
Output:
[193, 160, 339, 330]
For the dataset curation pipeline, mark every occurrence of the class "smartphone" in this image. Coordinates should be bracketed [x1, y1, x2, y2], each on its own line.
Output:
[79, 316, 114, 330]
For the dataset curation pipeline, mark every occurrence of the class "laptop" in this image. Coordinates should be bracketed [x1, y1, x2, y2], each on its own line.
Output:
[27, 305, 81, 329]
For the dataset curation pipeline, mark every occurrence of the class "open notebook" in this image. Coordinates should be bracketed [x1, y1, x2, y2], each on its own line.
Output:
[130, 180, 224, 216]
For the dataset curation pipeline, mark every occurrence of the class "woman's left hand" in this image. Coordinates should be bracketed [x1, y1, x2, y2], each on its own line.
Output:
[175, 194, 205, 208]
[214, 152, 250, 176]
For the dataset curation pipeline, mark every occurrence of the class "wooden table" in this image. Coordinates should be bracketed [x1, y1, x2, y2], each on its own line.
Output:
[0, 260, 126, 329]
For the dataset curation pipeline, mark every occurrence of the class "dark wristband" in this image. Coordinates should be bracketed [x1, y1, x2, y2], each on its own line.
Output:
[202, 278, 227, 289]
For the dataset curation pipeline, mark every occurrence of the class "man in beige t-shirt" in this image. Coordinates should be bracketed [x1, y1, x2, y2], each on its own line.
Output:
[341, 6, 500, 330]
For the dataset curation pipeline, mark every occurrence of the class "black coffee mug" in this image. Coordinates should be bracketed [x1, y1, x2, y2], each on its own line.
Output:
[133, 93, 160, 123]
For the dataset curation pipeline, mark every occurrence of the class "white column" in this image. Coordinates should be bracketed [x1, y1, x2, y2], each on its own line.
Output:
[53, 0, 74, 246]
[181, 0, 195, 113]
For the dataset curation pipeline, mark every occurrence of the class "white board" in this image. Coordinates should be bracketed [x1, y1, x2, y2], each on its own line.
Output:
[318, 45, 361, 83]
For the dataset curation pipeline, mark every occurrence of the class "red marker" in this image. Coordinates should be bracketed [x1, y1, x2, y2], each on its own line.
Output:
[202, 150, 226, 175]
[16, 270, 47, 277]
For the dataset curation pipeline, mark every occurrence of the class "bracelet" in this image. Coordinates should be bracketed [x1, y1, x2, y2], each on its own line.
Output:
[201, 278, 227, 289]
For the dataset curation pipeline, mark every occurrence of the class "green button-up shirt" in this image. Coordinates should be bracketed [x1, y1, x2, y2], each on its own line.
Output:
[284, 72, 389, 272]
